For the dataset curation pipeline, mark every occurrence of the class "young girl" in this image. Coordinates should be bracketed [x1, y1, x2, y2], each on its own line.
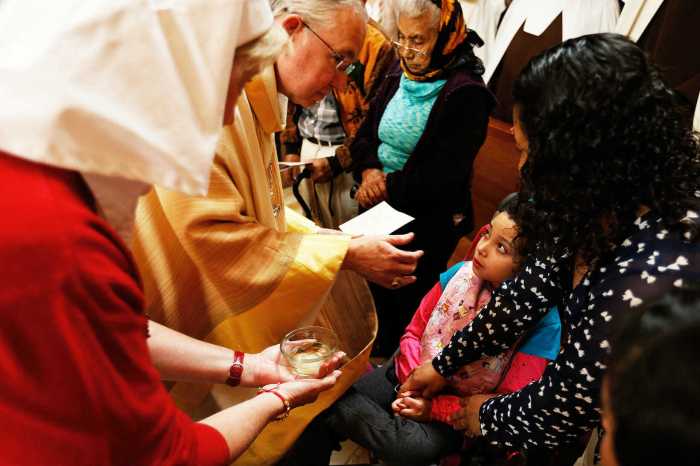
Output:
[281, 194, 561, 466]
[391, 194, 560, 427]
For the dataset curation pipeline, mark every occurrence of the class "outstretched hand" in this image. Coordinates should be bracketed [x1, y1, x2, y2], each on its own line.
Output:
[243, 345, 346, 386]
[343, 233, 423, 289]
[272, 352, 346, 409]
[400, 360, 447, 398]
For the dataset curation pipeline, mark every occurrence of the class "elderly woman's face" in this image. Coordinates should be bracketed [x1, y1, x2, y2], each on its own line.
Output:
[397, 13, 439, 74]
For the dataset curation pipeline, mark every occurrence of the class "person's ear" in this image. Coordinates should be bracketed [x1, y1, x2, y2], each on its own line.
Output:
[280, 14, 303, 37]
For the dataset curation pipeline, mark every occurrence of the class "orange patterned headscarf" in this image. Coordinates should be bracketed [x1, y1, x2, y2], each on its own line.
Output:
[400, 0, 484, 82]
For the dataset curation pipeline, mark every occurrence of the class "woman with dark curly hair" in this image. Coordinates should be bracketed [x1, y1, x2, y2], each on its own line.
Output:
[401, 33, 700, 461]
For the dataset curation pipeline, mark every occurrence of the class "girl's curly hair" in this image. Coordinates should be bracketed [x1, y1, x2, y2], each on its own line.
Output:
[512, 33, 700, 263]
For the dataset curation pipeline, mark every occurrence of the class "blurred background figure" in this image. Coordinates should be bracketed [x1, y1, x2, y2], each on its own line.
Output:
[591, 286, 700, 466]
[365, 0, 399, 39]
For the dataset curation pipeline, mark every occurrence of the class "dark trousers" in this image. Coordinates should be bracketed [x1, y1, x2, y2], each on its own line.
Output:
[279, 360, 463, 466]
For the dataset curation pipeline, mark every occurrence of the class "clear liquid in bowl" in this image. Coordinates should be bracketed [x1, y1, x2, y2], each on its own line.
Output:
[286, 340, 333, 377]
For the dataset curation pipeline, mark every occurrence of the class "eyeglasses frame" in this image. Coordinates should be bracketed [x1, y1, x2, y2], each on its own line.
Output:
[301, 20, 358, 76]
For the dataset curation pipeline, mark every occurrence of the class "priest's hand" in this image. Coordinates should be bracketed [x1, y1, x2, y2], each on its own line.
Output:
[400, 360, 447, 398]
[343, 233, 423, 289]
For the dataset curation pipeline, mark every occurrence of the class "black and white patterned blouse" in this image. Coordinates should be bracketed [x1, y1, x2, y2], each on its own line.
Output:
[433, 212, 700, 450]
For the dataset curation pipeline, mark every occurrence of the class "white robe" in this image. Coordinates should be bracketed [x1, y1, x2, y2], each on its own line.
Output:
[481, 0, 620, 84]
[615, 0, 699, 132]
[615, 0, 665, 42]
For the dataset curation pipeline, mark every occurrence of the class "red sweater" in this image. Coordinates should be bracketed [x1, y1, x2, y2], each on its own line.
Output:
[0, 152, 229, 465]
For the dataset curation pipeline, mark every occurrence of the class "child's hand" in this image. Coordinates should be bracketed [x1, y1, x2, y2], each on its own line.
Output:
[392, 395, 431, 422]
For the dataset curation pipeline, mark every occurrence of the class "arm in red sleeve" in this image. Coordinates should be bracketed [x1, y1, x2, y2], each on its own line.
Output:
[429, 395, 462, 423]
[0, 156, 230, 466]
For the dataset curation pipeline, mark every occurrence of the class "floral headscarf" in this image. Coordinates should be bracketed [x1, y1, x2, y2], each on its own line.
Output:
[400, 0, 484, 82]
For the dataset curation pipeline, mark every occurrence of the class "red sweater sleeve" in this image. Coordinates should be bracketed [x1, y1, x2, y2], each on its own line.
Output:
[0, 153, 229, 466]
[395, 282, 444, 383]
[429, 395, 462, 423]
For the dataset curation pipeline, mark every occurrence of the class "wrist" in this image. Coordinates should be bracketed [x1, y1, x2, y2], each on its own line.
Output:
[257, 384, 291, 421]
[256, 392, 287, 421]
[225, 350, 245, 387]
[342, 238, 359, 271]
[361, 168, 378, 182]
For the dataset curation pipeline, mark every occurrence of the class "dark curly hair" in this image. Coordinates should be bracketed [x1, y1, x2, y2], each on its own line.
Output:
[512, 33, 700, 263]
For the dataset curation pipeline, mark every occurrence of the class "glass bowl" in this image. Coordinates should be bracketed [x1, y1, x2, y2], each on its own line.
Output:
[280, 326, 339, 378]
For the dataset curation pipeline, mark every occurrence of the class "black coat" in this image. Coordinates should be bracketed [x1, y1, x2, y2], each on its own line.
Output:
[350, 60, 495, 353]
[351, 60, 495, 230]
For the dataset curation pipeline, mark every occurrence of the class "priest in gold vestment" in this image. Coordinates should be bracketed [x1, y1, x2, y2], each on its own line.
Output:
[132, 2, 422, 464]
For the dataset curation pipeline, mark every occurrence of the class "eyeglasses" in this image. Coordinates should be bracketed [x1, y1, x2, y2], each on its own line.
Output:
[302, 21, 358, 76]
[391, 40, 428, 58]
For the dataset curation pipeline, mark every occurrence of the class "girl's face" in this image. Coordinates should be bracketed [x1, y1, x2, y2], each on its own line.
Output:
[600, 378, 620, 466]
[473, 211, 519, 286]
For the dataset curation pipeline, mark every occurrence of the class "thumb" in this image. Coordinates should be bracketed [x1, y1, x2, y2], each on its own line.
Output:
[384, 232, 415, 246]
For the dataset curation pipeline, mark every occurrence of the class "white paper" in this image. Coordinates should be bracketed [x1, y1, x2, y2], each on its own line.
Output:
[339, 201, 415, 236]
[278, 161, 309, 167]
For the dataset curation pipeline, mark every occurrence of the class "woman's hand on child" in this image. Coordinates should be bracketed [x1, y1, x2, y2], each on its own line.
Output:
[400, 361, 447, 398]
[449, 394, 497, 436]
[392, 395, 431, 422]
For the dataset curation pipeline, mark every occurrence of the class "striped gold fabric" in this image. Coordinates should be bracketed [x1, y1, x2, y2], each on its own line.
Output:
[132, 66, 376, 465]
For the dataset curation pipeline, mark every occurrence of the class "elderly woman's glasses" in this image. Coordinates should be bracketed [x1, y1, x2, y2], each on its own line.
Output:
[302, 21, 358, 76]
[392, 41, 429, 58]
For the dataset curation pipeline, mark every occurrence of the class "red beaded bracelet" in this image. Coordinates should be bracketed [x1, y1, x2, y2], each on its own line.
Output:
[257, 383, 291, 420]
[225, 350, 245, 387]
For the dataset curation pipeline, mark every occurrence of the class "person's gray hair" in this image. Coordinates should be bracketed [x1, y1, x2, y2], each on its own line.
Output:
[233, 22, 289, 80]
[393, 0, 440, 30]
[269, 0, 367, 30]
